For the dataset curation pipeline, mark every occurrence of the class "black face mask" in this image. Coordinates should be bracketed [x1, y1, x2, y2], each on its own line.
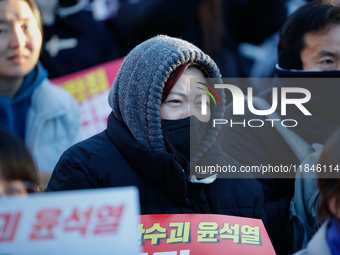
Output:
[162, 116, 208, 159]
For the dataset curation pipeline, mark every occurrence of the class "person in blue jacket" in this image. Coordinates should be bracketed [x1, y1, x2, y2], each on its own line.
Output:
[47, 35, 267, 222]
[0, 0, 83, 172]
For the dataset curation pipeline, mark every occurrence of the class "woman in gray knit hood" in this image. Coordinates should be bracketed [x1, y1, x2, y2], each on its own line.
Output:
[47, 35, 266, 221]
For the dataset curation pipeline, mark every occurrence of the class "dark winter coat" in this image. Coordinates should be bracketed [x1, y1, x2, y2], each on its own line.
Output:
[48, 113, 266, 219]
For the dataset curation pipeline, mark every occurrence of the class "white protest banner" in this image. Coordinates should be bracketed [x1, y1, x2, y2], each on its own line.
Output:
[0, 186, 140, 255]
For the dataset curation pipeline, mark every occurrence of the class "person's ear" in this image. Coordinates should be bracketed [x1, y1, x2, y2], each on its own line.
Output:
[328, 194, 340, 219]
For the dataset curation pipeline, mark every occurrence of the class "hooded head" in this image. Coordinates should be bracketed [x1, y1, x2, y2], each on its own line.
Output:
[108, 35, 225, 159]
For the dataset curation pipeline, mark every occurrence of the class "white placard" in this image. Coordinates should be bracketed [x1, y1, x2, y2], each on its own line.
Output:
[0, 186, 141, 255]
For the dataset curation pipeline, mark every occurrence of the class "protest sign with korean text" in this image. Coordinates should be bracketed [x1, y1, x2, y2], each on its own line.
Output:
[140, 214, 275, 255]
[0, 187, 140, 255]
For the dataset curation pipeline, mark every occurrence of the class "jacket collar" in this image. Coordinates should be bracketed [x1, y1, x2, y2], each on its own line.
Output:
[262, 64, 340, 144]
[14, 62, 48, 103]
[275, 64, 340, 78]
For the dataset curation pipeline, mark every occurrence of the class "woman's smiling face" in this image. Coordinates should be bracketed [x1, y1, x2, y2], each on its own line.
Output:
[0, 0, 42, 79]
[160, 67, 210, 122]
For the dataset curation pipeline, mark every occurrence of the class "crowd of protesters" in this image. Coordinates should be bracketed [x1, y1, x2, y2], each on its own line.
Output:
[1, 0, 340, 254]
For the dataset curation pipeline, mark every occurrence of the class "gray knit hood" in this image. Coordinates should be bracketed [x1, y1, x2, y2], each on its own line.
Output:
[108, 35, 225, 163]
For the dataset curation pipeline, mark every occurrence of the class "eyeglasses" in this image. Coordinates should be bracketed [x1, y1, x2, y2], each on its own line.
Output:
[0, 180, 42, 196]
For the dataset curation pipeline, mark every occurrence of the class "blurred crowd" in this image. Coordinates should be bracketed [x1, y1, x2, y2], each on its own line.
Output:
[1, 0, 340, 255]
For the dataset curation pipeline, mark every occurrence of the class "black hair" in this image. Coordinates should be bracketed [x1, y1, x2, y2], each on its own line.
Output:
[278, 2, 340, 69]
[0, 128, 39, 185]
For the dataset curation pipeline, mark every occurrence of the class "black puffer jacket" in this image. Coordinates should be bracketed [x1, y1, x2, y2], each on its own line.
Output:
[48, 113, 266, 219]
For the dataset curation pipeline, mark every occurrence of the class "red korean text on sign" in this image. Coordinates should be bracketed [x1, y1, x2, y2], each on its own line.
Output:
[63, 207, 93, 236]
[29, 209, 61, 240]
[0, 212, 21, 242]
[93, 204, 125, 235]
